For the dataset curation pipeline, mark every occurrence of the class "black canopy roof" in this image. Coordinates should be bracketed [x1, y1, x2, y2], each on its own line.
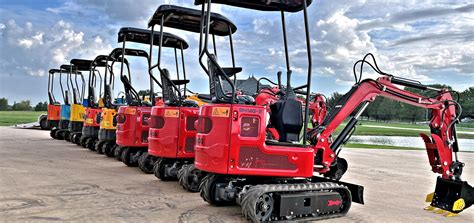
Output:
[148, 5, 236, 36]
[70, 59, 94, 71]
[49, 69, 66, 74]
[109, 47, 149, 60]
[118, 27, 189, 49]
[194, 0, 312, 13]
[58, 65, 82, 74]
[91, 55, 108, 67]
[59, 64, 79, 72]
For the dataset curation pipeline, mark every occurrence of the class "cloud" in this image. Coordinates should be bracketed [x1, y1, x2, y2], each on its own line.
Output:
[0, 0, 473, 105]
[0, 19, 113, 77]
[358, 4, 474, 31]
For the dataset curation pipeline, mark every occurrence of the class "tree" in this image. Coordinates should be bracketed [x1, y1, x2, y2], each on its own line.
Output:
[34, 101, 48, 111]
[0, 98, 8, 111]
[460, 87, 473, 118]
[138, 90, 150, 97]
[326, 92, 344, 110]
[12, 100, 32, 111]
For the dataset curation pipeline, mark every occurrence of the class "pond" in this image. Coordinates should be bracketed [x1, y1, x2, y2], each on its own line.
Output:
[349, 136, 474, 152]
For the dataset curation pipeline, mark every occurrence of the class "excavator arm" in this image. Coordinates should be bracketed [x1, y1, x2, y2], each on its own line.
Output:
[310, 75, 473, 215]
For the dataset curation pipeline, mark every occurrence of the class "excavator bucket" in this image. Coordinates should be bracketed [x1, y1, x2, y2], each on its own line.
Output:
[426, 177, 474, 216]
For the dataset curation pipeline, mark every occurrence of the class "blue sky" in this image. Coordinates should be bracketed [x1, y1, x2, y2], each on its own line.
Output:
[0, 0, 473, 104]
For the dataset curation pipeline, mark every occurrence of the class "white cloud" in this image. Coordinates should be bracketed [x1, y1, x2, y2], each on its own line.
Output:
[1, 19, 113, 77]
[0, 0, 472, 100]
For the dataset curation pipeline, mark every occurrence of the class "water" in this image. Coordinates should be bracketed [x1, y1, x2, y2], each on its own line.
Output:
[349, 135, 474, 152]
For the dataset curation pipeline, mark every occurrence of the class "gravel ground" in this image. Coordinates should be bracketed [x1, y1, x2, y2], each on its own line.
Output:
[0, 127, 472, 222]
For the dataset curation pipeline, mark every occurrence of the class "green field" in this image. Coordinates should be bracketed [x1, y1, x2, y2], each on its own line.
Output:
[1, 111, 473, 151]
[345, 143, 422, 151]
[0, 111, 45, 126]
[334, 120, 474, 139]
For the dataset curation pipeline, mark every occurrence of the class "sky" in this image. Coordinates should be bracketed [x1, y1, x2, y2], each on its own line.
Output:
[0, 0, 473, 104]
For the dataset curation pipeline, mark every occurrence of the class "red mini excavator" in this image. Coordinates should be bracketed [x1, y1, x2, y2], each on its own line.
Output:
[194, 0, 473, 222]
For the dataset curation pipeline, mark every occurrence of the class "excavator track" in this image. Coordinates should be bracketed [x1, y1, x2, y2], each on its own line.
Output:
[239, 182, 352, 222]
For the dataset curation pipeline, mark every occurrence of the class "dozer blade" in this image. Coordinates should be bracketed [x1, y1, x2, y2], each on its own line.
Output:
[427, 177, 474, 214]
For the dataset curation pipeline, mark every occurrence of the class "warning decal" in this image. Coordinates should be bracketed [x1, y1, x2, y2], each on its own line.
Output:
[165, 109, 179, 118]
[125, 107, 136, 115]
[212, 107, 230, 117]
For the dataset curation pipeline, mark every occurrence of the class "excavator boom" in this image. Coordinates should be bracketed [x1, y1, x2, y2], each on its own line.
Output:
[309, 74, 473, 215]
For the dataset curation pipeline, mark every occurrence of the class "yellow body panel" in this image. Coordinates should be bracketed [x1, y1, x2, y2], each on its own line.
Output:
[70, 104, 86, 122]
[100, 108, 117, 130]
[186, 94, 208, 107]
[98, 98, 104, 108]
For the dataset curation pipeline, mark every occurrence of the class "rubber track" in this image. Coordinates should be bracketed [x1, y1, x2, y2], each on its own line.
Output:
[177, 164, 201, 192]
[138, 152, 154, 174]
[199, 174, 234, 206]
[239, 182, 352, 222]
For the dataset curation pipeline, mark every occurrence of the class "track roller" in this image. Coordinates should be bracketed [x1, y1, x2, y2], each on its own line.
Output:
[103, 142, 116, 157]
[121, 147, 139, 167]
[80, 136, 88, 148]
[199, 174, 235, 206]
[86, 138, 96, 151]
[50, 129, 58, 139]
[64, 131, 71, 142]
[153, 158, 177, 181]
[178, 164, 205, 192]
[138, 152, 157, 174]
[95, 141, 105, 154]
[114, 146, 124, 161]
[55, 130, 65, 140]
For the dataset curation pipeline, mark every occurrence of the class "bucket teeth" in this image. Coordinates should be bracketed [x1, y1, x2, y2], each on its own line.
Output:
[425, 192, 434, 202]
[424, 206, 459, 217]
[443, 212, 458, 217]
[424, 205, 436, 211]
[452, 198, 466, 211]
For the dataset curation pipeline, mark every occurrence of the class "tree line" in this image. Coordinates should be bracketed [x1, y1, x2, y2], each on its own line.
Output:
[1, 85, 472, 121]
[326, 85, 473, 122]
[0, 98, 48, 111]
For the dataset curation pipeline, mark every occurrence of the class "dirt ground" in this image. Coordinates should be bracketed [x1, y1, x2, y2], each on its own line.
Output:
[0, 127, 472, 222]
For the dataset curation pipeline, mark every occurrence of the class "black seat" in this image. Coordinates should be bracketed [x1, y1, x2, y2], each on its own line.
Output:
[236, 95, 255, 105]
[208, 55, 249, 104]
[197, 94, 212, 101]
[219, 67, 242, 77]
[120, 75, 140, 106]
[182, 99, 199, 108]
[269, 71, 303, 143]
[270, 99, 303, 142]
[171, 79, 190, 85]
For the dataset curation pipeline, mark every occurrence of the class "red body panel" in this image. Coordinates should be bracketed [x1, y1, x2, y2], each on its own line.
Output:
[196, 77, 457, 180]
[83, 107, 102, 127]
[148, 106, 199, 159]
[194, 104, 314, 177]
[47, 104, 61, 121]
[116, 106, 151, 147]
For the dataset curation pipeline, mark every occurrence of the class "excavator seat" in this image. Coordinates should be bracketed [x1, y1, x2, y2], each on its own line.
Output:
[219, 67, 242, 77]
[171, 79, 190, 85]
[120, 75, 140, 106]
[270, 98, 303, 142]
[197, 94, 212, 101]
[182, 99, 199, 108]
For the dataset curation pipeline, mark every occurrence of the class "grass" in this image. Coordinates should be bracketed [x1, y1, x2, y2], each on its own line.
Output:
[345, 143, 474, 153]
[0, 111, 45, 126]
[344, 143, 422, 151]
[458, 122, 474, 129]
[333, 120, 474, 139]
